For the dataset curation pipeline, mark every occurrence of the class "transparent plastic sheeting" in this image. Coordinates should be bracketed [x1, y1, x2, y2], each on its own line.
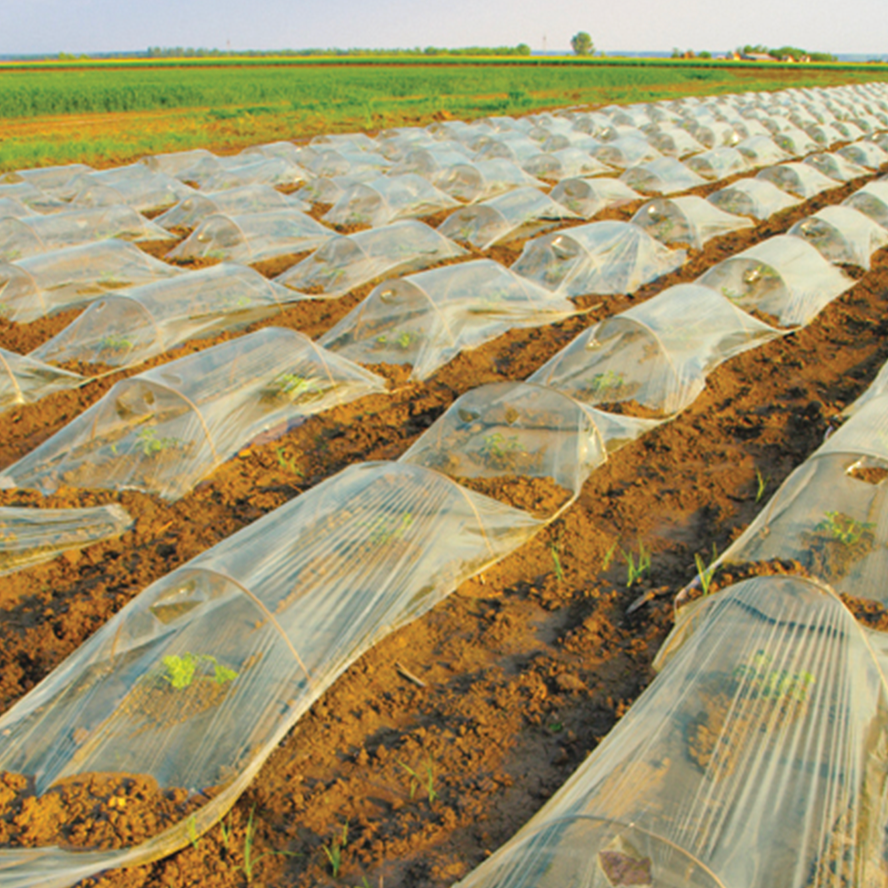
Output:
[0, 348, 83, 414]
[69, 165, 196, 214]
[511, 222, 686, 298]
[788, 205, 888, 269]
[843, 180, 888, 230]
[321, 174, 458, 229]
[804, 152, 869, 183]
[187, 157, 307, 193]
[0, 182, 68, 214]
[166, 210, 332, 264]
[549, 178, 642, 220]
[838, 140, 888, 170]
[715, 391, 888, 608]
[696, 235, 853, 328]
[529, 284, 778, 418]
[437, 187, 579, 250]
[319, 259, 577, 381]
[630, 197, 754, 250]
[0, 378, 612, 888]
[706, 177, 802, 220]
[154, 185, 310, 231]
[0, 504, 133, 576]
[0, 328, 386, 500]
[0, 207, 171, 261]
[1, 164, 94, 193]
[0, 240, 182, 323]
[30, 264, 296, 370]
[684, 147, 750, 181]
[522, 148, 612, 182]
[433, 159, 547, 203]
[274, 221, 467, 298]
[455, 575, 888, 888]
[618, 157, 706, 195]
[756, 162, 840, 199]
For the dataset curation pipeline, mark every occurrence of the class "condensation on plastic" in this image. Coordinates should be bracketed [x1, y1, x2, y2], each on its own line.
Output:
[549, 178, 642, 220]
[29, 264, 295, 370]
[319, 259, 576, 381]
[0, 457, 549, 888]
[696, 234, 853, 327]
[843, 180, 888, 230]
[837, 140, 888, 170]
[0, 206, 172, 262]
[510, 221, 686, 297]
[756, 162, 840, 199]
[166, 210, 333, 264]
[528, 283, 778, 417]
[789, 204, 888, 269]
[522, 148, 612, 182]
[0, 240, 181, 323]
[618, 156, 706, 195]
[630, 196, 754, 250]
[155, 185, 309, 231]
[0, 347, 83, 413]
[436, 187, 579, 250]
[400, 381, 607, 508]
[0, 504, 133, 576]
[707, 176, 802, 219]
[0, 328, 386, 500]
[321, 174, 458, 229]
[684, 147, 750, 181]
[273, 221, 467, 298]
[456, 575, 888, 888]
[804, 152, 869, 182]
[715, 392, 888, 606]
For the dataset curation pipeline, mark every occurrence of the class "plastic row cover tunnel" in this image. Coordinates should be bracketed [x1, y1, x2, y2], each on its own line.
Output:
[0, 328, 386, 500]
[0, 381, 609, 888]
[453, 574, 888, 888]
[319, 259, 578, 381]
[29, 263, 297, 370]
[0, 348, 83, 414]
[0, 240, 182, 324]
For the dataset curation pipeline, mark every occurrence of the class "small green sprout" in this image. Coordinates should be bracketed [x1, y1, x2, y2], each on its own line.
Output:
[134, 427, 181, 457]
[98, 333, 134, 352]
[816, 511, 875, 546]
[587, 369, 625, 396]
[275, 446, 304, 477]
[272, 372, 320, 399]
[361, 512, 413, 547]
[551, 545, 564, 582]
[755, 468, 769, 503]
[602, 541, 619, 571]
[376, 330, 417, 349]
[187, 814, 200, 850]
[480, 432, 524, 462]
[694, 546, 720, 596]
[622, 541, 651, 588]
[161, 652, 239, 690]
[323, 820, 349, 878]
[400, 758, 439, 803]
[238, 805, 299, 885]
[732, 650, 815, 704]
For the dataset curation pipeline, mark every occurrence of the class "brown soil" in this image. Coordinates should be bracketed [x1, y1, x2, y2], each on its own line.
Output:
[0, 153, 887, 886]
[452, 475, 573, 519]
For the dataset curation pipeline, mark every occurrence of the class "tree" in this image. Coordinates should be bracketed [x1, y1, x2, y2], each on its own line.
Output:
[571, 32, 594, 56]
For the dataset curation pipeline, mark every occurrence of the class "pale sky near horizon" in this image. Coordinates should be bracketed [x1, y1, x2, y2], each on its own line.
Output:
[1, 0, 886, 57]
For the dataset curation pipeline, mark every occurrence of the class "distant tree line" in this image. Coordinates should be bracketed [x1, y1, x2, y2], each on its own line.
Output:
[738, 43, 837, 62]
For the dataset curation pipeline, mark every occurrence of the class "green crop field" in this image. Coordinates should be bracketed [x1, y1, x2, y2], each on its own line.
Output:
[0, 56, 885, 171]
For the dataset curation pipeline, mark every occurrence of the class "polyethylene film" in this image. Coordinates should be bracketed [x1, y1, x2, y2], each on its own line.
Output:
[510, 222, 686, 297]
[756, 162, 839, 199]
[837, 140, 888, 170]
[0, 504, 133, 576]
[0, 240, 181, 323]
[0, 328, 386, 500]
[843, 181, 888, 230]
[400, 381, 607, 515]
[528, 284, 779, 417]
[684, 147, 749, 180]
[30, 264, 295, 370]
[707, 177, 801, 220]
[789, 205, 888, 269]
[549, 177, 642, 219]
[319, 259, 577, 381]
[274, 221, 467, 298]
[619, 157, 706, 195]
[155, 185, 310, 231]
[437, 187, 579, 250]
[0, 347, 83, 413]
[696, 234, 853, 327]
[0, 206, 172, 262]
[630, 196, 754, 250]
[0, 460, 544, 888]
[167, 211, 333, 264]
[458, 576, 888, 888]
[804, 152, 869, 183]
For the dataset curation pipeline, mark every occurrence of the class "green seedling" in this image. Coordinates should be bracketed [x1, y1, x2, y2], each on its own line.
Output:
[98, 333, 134, 352]
[400, 758, 439, 804]
[376, 330, 417, 349]
[816, 511, 875, 546]
[732, 649, 815, 704]
[480, 432, 524, 462]
[754, 468, 769, 503]
[602, 541, 619, 571]
[361, 512, 413, 547]
[621, 541, 651, 588]
[587, 369, 625, 396]
[272, 372, 321, 399]
[135, 427, 180, 457]
[694, 546, 720, 597]
[275, 446, 304, 477]
[187, 814, 200, 850]
[551, 545, 564, 582]
[238, 806, 289, 885]
[219, 811, 233, 849]
[323, 820, 349, 878]
[161, 652, 239, 690]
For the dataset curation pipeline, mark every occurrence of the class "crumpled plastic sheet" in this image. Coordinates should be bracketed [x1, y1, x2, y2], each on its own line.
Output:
[68, 164, 196, 214]
[0, 327, 386, 500]
[29, 263, 297, 370]
[319, 259, 577, 381]
[0, 347, 84, 414]
[0, 503, 133, 576]
[0, 240, 182, 323]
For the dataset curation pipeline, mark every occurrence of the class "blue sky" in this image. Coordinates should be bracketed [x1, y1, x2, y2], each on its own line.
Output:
[2, 0, 887, 56]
